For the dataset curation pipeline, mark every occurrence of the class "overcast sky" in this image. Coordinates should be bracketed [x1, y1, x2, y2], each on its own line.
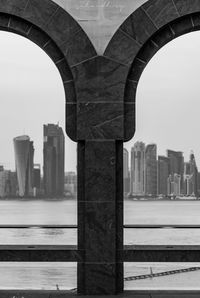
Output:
[1, 30, 200, 172]
[0, 31, 76, 173]
[125, 31, 200, 169]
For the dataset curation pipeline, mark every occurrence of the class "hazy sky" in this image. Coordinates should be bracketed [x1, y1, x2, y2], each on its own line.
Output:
[125, 31, 200, 169]
[0, 31, 76, 172]
[1, 30, 200, 172]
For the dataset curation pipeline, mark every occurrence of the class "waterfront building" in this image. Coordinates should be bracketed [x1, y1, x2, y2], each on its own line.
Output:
[0, 170, 10, 197]
[0, 170, 18, 198]
[131, 142, 145, 195]
[167, 149, 184, 194]
[183, 162, 192, 196]
[123, 148, 130, 195]
[189, 152, 198, 196]
[167, 173, 181, 196]
[157, 156, 169, 196]
[13, 136, 34, 197]
[64, 171, 77, 197]
[43, 124, 65, 197]
[145, 144, 157, 196]
[33, 164, 41, 197]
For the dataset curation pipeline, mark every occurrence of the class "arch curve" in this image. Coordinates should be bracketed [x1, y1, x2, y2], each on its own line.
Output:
[0, 0, 97, 141]
[104, 0, 200, 141]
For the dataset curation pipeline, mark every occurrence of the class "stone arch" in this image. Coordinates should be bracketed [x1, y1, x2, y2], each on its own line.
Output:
[0, 0, 97, 141]
[104, 0, 200, 141]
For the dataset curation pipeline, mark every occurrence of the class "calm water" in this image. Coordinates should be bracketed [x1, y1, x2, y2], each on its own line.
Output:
[1, 199, 200, 290]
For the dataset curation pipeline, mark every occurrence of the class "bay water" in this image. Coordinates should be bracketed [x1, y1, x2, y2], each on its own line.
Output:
[0, 199, 200, 290]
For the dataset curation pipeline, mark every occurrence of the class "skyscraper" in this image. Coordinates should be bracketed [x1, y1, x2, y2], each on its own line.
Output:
[189, 152, 198, 196]
[167, 149, 184, 194]
[43, 124, 65, 197]
[123, 148, 130, 195]
[131, 142, 145, 195]
[145, 144, 157, 196]
[13, 135, 34, 197]
[157, 156, 169, 196]
[167, 173, 181, 196]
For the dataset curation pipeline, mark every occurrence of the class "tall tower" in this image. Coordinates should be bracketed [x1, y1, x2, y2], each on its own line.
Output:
[13, 135, 34, 197]
[43, 124, 65, 197]
[145, 144, 157, 196]
[157, 156, 169, 196]
[131, 142, 145, 195]
[167, 149, 184, 194]
[189, 151, 198, 196]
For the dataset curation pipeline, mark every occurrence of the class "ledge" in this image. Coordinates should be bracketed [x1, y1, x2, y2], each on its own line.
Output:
[0, 290, 199, 298]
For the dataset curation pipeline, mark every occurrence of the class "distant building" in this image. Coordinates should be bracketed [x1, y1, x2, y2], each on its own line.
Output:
[0, 166, 4, 172]
[123, 148, 130, 195]
[33, 164, 41, 197]
[13, 136, 34, 197]
[131, 142, 145, 195]
[183, 162, 191, 196]
[167, 173, 181, 196]
[65, 172, 77, 197]
[0, 170, 17, 198]
[167, 150, 184, 194]
[157, 156, 169, 196]
[189, 152, 198, 196]
[43, 124, 65, 197]
[145, 144, 157, 196]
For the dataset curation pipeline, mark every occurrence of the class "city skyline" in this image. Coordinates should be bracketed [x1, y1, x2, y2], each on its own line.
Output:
[0, 123, 77, 198]
[1, 31, 200, 172]
[125, 141, 200, 197]
[0, 31, 76, 172]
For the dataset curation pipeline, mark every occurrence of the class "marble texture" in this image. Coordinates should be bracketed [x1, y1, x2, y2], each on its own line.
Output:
[175, 0, 200, 15]
[119, 7, 157, 44]
[71, 56, 128, 102]
[78, 141, 123, 294]
[52, 0, 148, 54]
[77, 102, 123, 139]
[142, 0, 179, 28]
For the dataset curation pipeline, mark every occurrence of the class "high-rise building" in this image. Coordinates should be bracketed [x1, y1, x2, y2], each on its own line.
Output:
[1, 171, 17, 198]
[43, 124, 65, 197]
[157, 156, 169, 196]
[33, 164, 41, 197]
[189, 152, 198, 196]
[183, 162, 191, 196]
[131, 142, 145, 195]
[167, 149, 184, 194]
[33, 164, 41, 189]
[145, 144, 157, 196]
[13, 135, 34, 197]
[123, 148, 130, 195]
[167, 173, 181, 196]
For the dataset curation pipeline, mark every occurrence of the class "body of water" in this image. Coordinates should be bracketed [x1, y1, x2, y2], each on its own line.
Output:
[0, 199, 200, 290]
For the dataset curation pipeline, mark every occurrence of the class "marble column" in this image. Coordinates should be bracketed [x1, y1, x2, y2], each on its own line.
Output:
[77, 140, 123, 295]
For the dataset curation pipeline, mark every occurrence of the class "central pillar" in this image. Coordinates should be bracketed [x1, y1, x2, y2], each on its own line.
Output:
[77, 140, 123, 295]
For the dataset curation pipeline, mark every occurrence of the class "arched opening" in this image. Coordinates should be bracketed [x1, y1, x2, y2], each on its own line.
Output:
[124, 30, 200, 291]
[0, 31, 77, 290]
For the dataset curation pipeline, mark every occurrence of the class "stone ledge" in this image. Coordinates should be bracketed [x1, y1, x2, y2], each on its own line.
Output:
[0, 290, 200, 298]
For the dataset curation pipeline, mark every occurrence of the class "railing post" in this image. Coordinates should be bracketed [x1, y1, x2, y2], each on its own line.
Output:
[77, 140, 123, 295]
